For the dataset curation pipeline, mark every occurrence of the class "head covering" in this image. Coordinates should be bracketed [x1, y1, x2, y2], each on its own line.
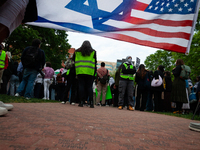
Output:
[6, 51, 12, 62]
[124, 56, 133, 65]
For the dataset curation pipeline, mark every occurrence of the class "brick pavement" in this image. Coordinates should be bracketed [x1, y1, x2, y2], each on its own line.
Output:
[0, 103, 200, 150]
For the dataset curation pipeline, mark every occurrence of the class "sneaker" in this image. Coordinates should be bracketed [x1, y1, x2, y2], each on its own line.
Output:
[71, 102, 75, 105]
[0, 107, 8, 116]
[118, 106, 123, 110]
[61, 101, 66, 104]
[129, 105, 134, 111]
[26, 97, 30, 100]
[43, 97, 46, 100]
[47, 98, 49, 100]
[15, 93, 20, 97]
[0, 101, 14, 110]
[96, 103, 101, 106]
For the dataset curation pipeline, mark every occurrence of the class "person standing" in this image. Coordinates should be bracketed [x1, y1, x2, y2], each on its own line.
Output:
[113, 64, 122, 107]
[163, 71, 172, 112]
[96, 62, 110, 106]
[135, 64, 150, 111]
[118, 56, 136, 111]
[56, 69, 66, 101]
[0, 44, 8, 91]
[170, 59, 188, 114]
[61, 56, 76, 105]
[73, 40, 97, 108]
[151, 65, 165, 112]
[15, 39, 45, 99]
[1, 51, 13, 94]
[43, 62, 54, 100]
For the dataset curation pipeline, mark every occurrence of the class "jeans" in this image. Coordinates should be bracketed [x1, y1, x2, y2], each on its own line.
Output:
[78, 75, 94, 104]
[16, 68, 38, 98]
[51, 88, 55, 100]
[146, 91, 153, 111]
[10, 75, 20, 96]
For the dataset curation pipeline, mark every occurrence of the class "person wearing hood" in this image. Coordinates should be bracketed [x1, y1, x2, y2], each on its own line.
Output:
[118, 56, 136, 111]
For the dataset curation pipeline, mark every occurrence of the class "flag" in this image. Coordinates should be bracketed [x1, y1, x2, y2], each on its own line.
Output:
[28, 0, 200, 54]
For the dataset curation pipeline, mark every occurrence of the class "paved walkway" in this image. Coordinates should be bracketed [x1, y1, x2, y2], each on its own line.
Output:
[0, 103, 200, 150]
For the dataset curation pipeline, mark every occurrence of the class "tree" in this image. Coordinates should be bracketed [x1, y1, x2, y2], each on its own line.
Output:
[144, 50, 175, 72]
[4, 25, 71, 69]
[171, 31, 200, 81]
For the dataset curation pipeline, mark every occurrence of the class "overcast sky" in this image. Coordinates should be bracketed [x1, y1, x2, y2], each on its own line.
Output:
[67, 31, 158, 64]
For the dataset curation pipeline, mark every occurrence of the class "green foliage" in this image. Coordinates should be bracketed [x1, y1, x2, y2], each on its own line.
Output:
[194, 11, 200, 32]
[170, 31, 200, 81]
[152, 111, 200, 121]
[144, 50, 176, 72]
[144, 11, 200, 82]
[4, 25, 71, 69]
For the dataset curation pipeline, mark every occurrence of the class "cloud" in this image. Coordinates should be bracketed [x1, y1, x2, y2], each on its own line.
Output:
[67, 31, 158, 64]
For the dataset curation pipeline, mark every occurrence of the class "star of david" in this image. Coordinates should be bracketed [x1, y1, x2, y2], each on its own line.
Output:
[65, 0, 136, 31]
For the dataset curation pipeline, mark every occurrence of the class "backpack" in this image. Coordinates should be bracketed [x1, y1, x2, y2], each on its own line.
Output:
[180, 65, 191, 80]
[99, 70, 109, 85]
[22, 46, 39, 68]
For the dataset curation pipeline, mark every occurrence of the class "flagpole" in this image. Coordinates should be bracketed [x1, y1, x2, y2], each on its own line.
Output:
[186, 0, 200, 55]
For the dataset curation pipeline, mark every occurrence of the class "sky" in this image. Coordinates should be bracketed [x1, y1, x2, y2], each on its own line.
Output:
[67, 31, 158, 64]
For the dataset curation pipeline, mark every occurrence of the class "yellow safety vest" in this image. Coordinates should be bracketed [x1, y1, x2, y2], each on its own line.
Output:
[120, 63, 134, 80]
[75, 51, 95, 76]
[0, 50, 6, 69]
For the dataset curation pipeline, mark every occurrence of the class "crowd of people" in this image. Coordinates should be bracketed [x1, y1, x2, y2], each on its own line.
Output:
[0, 38, 200, 117]
[113, 59, 200, 114]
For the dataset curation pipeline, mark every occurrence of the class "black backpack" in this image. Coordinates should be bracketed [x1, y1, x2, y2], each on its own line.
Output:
[99, 69, 109, 85]
[22, 46, 39, 68]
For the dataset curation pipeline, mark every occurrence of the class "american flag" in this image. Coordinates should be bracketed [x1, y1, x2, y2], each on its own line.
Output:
[28, 0, 200, 54]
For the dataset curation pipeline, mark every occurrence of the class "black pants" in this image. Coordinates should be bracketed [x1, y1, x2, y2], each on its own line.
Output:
[78, 75, 94, 105]
[61, 73, 76, 103]
[136, 89, 148, 111]
[113, 87, 119, 107]
[1, 75, 10, 94]
[34, 83, 43, 99]
[153, 91, 162, 112]
[56, 83, 65, 101]
[176, 102, 183, 111]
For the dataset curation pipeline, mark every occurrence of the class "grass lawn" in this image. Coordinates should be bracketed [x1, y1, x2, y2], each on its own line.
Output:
[0, 94, 59, 103]
[1, 94, 200, 121]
